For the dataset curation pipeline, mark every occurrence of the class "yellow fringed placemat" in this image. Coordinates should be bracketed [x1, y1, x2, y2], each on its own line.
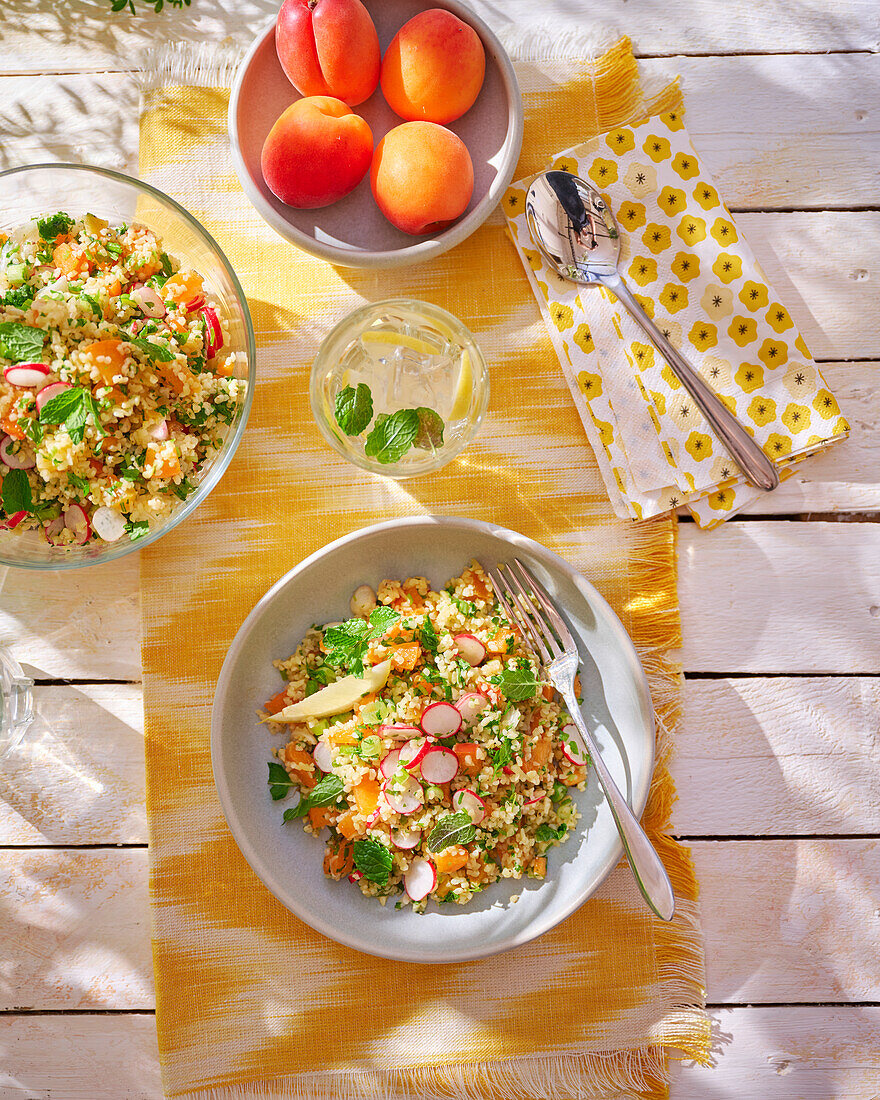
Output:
[139, 34, 710, 1100]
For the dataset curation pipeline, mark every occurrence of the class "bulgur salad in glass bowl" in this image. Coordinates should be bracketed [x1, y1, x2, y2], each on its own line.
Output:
[0, 164, 254, 569]
[261, 561, 590, 911]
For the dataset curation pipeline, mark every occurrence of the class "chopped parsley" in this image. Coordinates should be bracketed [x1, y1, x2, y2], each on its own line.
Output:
[37, 212, 74, 240]
[124, 519, 150, 542]
[536, 823, 567, 844]
[66, 471, 91, 498]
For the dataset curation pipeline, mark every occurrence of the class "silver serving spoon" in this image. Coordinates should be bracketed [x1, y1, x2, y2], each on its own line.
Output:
[526, 171, 779, 492]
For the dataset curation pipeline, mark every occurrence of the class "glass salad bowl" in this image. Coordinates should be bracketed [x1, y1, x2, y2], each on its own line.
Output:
[0, 163, 255, 570]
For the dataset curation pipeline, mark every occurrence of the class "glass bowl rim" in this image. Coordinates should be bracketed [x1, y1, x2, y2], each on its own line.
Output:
[0, 161, 257, 571]
[309, 296, 490, 478]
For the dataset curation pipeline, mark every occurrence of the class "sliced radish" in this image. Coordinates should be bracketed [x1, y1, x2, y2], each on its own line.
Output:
[348, 870, 364, 883]
[90, 506, 126, 543]
[36, 381, 71, 413]
[455, 691, 490, 727]
[379, 748, 401, 779]
[454, 632, 487, 666]
[44, 515, 66, 544]
[524, 794, 545, 807]
[4, 363, 50, 388]
[312, 740, 333, 773]
[131, 285, 166, 318]
[2, 510, 27, 530]
[391, 825, 420, 849]
[420, 701, 462, 737]
[399, 737, 431, 771]
[561, 723, 589, 766]
[63, 503, 90, 545]
[202, 305, 223, 357]
[379, 724, 422, 740]
[452, 788, 487, 824]
[420, 747, 459, 784]
[0, 435, 35, 470]
[382, 774, 424, 815]
[149, 419, 170, 441]
[364, 808, 381, 828]
[404, 858, 436, 902]
[184, 293, 205, 313]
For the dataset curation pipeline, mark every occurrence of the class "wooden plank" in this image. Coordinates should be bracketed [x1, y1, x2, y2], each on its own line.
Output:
[0, 685, 146, 846]
[3, 53, 880, 208]
[1, 0, 878, 74]
[0, 1014, 162, 1100]
[0, 850, 153, 1011]
[7, 675, 878, 849]
[670, 1006, 880, 1100]
[673, 677, 880, 836]
[678, 521, 880, 674]
[3, 840, 876, 1008]
[0, 555, 141, 680]
[1, 1006, 879, 1099]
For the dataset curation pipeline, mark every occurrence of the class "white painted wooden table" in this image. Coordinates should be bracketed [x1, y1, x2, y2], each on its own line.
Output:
[2, 3, 879, 1097]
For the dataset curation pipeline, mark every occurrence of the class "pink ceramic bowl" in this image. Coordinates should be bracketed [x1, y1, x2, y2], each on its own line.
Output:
[228, 0, 523, 269]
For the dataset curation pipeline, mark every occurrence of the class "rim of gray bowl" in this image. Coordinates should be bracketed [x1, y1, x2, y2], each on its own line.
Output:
[227, 4, 524, 270]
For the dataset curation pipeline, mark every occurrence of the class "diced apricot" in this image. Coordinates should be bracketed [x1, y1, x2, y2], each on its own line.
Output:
[562, 766, 587, 787]
[308, 806, 336, 831]
[390, 642, 421, 672]
[460, 566, 492, 601]
[434, 845, 469, 874]
[324, 838, 354, 878]
[452, 742, 485, 776]
[264, 689, 290, 715]
[212, 355, 235, 377]
[106, 279, 122, 297]
[329, 727, 359, 747]
[82, 339, 127, 385]
[0, 414, 26, 441]
[524, 737, 551, 770]
[52, 242, 90, 278]
[541, 684, 554, 702]
[153, 359, 196, 396]
[336, 811, 359, 839]
[485, 629, 516, 655]
[146, 442, 181, 481]
[352, 777, 380, 815]
[283, 747, 317, 789]
[354, 692, 377, 714]
[163, 271, 204, 305]
[531, 856, 547, 879]
[574, 674, 582, 697]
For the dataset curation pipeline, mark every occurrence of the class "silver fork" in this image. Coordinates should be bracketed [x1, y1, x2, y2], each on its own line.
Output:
[487, 559, 675, 921]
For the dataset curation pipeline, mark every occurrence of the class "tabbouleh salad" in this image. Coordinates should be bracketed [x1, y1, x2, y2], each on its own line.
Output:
[0, 210, 245, 546]
[263, 561, 590, 910]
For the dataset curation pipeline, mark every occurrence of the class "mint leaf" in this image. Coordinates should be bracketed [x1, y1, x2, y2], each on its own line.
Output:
[419, 616, 439, 657]
[79, 293, 102, 317]
[368, 605, 399, 639]
[2, 468, 33, 515]
[334, 383, 373, 436]
[282, 772, 344, 820]
[536, 823, 567, 844]
[427, 811, 475, 852]
[498, 666, 542, 702]
[37, 212, 74, 240]
[117, 452, 144, 482]
[125, 519, 150, 542]
[364, 408, 419, 464]
[127, 336, 175, 362]
[353, 838, 393, 885]
[413, 407, 444, 450]
[159, 252, 173, 279]
[67, 471, 91, 497]
[267, 761, 296, 801]
[0, 322, 45, 364]
[172, 475, 195, 501]
[3, 286, 34, 311]
[39, 386, 103, 444]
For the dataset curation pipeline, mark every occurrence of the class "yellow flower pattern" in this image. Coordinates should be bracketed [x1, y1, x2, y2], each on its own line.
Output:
[502, 107, 848, 527]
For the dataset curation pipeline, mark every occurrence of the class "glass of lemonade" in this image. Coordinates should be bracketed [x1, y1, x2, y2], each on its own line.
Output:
[310, 299, 489, 478]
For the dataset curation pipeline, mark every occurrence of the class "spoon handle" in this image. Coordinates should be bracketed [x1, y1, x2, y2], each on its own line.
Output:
[603, 273, 779, 492]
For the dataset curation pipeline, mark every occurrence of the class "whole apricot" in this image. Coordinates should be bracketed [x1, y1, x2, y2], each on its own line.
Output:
[370, 121, 474, 235]
[380, 8, 486, 124]
[276, 0, 380, 106]
[261, 96, 373, 208]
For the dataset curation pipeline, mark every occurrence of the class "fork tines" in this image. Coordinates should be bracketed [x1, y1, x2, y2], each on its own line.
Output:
[486, 559, 575, 664]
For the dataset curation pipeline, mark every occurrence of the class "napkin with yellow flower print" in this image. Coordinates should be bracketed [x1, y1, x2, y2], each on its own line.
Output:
[504, 107, 849, 527]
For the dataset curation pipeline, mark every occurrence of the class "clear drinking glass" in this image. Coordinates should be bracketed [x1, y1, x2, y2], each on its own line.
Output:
[0, 649, 33, 757]
[310, 298, 489, 478]
[0, 163, 256, 570]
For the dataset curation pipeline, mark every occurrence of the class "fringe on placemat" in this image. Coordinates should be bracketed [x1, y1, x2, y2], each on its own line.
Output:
[498, 22, 621, 62]
[174, 1046, 671, 1100]
[135, 41, 245, 93]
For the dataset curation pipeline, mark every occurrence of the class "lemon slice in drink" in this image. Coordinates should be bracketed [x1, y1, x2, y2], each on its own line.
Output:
[360, 330, 437, 357]
[449, 350, 473, 421]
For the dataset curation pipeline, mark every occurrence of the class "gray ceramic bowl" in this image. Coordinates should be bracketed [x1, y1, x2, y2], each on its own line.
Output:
[228, 0, 523, 268]
[211, 516, 655, 962]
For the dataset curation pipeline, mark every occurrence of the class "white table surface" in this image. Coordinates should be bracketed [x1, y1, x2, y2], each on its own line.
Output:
[1, 2, 879, 1097]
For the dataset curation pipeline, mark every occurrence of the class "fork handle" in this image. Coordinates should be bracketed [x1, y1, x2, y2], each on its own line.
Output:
[560, 687, 675, 921]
